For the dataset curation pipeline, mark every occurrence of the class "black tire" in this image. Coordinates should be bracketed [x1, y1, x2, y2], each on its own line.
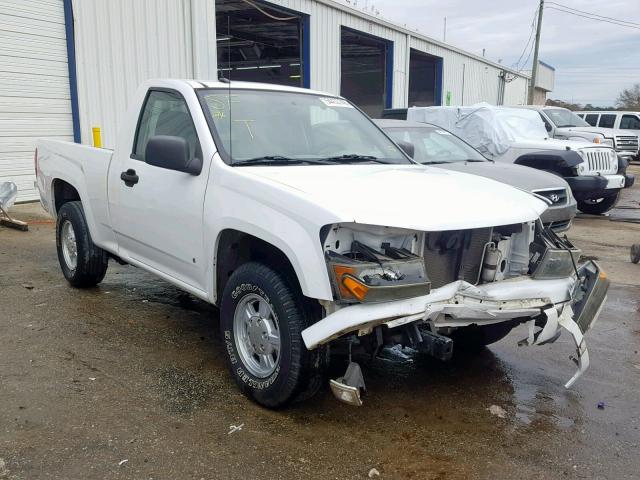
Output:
[56, 201, 108, 287]
[220, 262, 326, 408]
[449, 322, 514, 350]
[631, 244, 640, 264]
[577, 192, 619, 215]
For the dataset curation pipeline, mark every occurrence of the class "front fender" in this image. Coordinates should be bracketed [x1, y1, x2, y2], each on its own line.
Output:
[515, 149, 583, 172]
[204, 165, 339, 303]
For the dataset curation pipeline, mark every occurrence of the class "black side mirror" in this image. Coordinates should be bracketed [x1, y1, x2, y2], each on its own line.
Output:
[145, 135, 202, 175]
[396, 140, 415, 159]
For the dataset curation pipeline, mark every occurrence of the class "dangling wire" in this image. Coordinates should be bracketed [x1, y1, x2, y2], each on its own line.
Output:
[239, 0, 298, 21]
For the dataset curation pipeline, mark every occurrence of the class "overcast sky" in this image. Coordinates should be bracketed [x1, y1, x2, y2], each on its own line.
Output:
[370, 0, 640, 106]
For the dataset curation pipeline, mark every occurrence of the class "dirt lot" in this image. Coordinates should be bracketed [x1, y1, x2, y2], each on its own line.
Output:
[1, 166, 639, 480]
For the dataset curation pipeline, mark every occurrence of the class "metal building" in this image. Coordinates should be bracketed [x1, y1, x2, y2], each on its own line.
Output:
[1, 0, 537, 201]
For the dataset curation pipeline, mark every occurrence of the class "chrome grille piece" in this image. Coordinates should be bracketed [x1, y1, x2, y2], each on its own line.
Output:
[582, 149, 617, 175]
[533, 188, 568, 206]
[615, 135, 639, 152]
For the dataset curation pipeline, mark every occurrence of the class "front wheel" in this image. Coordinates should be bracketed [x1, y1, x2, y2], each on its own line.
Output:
[220, 262, 326, 408]
[577, 192, 619, 215]
[56, 201, 108, 287]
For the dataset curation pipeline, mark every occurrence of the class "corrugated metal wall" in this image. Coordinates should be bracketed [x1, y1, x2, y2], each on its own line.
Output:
[0, 0, 73, 201]
[270, 0, 529, 108]
[70, 0, 531, 148]
[72, 0, 195, 148]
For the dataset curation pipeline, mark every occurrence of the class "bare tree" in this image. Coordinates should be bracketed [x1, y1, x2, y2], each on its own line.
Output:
[616, 83, 640, 110]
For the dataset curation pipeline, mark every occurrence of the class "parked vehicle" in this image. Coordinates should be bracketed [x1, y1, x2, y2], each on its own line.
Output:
[520, 105, 639, 160]
[406, 105, 635, 215]
[576, 111, 640, 161]
[374, 119, 577, 232]
[36, 80, 608, 407]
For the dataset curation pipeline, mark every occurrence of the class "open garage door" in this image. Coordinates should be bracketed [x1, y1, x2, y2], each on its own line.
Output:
[340, 27, 392, 118]
[216, 0, 308, 88]
[408, 49, 443, 107]
[0, 0, 74, 202]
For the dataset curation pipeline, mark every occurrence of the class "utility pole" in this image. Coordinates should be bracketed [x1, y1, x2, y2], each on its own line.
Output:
[443, 17, 447, 42]
[528, 0, 544, 105]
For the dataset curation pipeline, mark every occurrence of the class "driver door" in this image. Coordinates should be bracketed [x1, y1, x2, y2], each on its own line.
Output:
[110, 89, 210, 292]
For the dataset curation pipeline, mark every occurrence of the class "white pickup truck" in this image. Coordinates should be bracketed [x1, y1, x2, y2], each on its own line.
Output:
[36, 80, 608, 408]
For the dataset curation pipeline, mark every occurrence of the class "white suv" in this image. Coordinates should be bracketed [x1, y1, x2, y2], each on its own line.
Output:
[521, 106, 639, 160]
[577, 111, 640, 159]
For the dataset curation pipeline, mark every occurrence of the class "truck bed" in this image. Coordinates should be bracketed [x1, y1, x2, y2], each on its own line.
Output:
[36, 139, 117, 253]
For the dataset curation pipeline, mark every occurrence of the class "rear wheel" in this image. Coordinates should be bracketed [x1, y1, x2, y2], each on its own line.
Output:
[220, 262, 326, 408]
[56, 201, 108, 287]
[631, 244, 640, 264]
[577, 192, 619, 215]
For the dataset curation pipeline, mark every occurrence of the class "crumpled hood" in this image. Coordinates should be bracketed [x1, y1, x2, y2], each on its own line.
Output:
[434, 161, 570, 192]
[238, 164, 547, 231]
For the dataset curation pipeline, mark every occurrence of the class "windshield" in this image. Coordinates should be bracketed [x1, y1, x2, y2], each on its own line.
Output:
[198, 89, 410, 165]
[544, 108, 590, 128]
[383, 126, 486, 164]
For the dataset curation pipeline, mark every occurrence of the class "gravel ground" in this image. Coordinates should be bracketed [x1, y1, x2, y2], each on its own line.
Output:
[1, 165, 639, 479]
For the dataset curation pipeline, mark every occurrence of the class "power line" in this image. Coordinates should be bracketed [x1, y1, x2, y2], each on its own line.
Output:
[546, 1, 640, 27]
[511, 5, 538, 70]
[546, 6, 640, 30]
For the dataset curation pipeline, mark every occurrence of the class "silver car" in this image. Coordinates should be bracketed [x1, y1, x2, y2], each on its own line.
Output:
[375, 119, 577, 231]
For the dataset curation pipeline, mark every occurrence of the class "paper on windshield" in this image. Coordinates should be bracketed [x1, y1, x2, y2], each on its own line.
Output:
[407, 103, 548, 158]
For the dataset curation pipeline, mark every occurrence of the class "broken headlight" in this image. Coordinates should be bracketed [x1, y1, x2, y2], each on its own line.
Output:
[529, 226, 581, 279]
[326, 241, 431, 303]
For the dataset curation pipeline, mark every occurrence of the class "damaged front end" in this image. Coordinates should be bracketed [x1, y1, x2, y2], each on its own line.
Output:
[310, 221, 609, 404]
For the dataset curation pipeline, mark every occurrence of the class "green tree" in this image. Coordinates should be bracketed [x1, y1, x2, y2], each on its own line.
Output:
[616, 83, 640, 110]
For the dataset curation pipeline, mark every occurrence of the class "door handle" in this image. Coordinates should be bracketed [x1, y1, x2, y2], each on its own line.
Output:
[120, 169, 139, 187]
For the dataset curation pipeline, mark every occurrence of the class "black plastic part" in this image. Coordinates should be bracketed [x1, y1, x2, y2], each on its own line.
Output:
[145, 135, 203, 175]
[514, 149, 583, 172]
[625, 173, 635, 188]
[417, 329, 454, 361]
[564, 175, 615, 201]
[120, 169, 139, 187]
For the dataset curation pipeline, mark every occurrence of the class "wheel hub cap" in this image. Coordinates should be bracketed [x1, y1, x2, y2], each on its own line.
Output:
[233, 294, 281, 378]
[61, 220, 78, 270]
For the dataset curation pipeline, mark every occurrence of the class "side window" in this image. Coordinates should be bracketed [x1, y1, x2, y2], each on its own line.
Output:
[620, 115, 640, 130]
[585, 114, 598, 126]
[538, 113, 552, 132]
[133, 90, 200, 162]
[598, 114, 615, 128]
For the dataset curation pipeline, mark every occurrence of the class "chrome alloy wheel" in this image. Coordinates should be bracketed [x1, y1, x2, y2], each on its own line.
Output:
[233, 293, 281, 378]
[61, 220, 78, 270]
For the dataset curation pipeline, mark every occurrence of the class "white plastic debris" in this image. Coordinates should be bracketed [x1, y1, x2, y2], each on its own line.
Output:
[368, 468, 380, 478]
[0, 182, 18, 210]
[488, 405, 507, 418]
[118, 459, 128, 466]
[228, 423, 244, 435]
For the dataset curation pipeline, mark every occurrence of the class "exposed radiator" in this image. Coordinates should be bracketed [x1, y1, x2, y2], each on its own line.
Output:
[423, 228, 492, 288]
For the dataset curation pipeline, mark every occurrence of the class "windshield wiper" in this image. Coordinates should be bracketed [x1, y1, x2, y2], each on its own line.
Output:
[235, 155, 329, 166]
[321, 154, 387, 164]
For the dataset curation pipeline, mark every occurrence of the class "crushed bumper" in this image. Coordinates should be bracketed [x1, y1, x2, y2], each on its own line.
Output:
[302, 261, 608, 388]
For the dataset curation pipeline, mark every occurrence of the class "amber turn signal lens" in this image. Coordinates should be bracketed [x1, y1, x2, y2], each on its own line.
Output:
[593, 138, 601, 144]
[341, 275, 369, 301]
